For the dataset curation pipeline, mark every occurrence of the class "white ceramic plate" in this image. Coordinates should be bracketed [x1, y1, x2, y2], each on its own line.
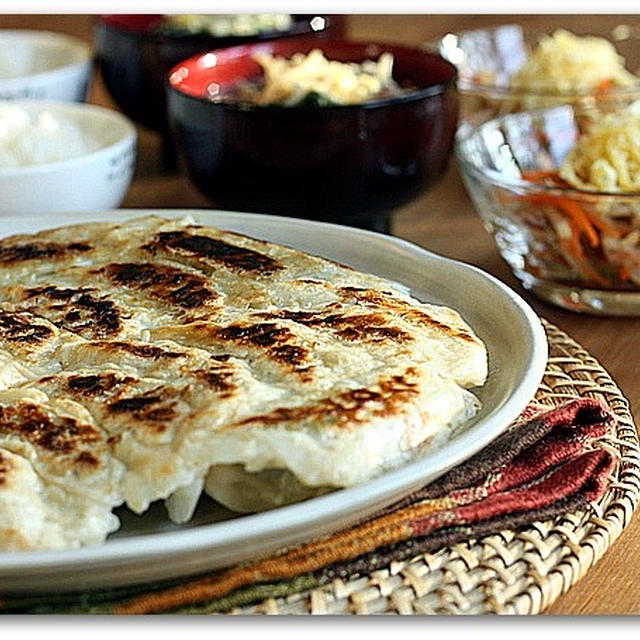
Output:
[0, 209, 548, 593]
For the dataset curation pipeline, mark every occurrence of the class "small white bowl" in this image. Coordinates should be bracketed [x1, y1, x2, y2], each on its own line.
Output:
[0, 100, 137, 216]
[0, 30, 92, 102]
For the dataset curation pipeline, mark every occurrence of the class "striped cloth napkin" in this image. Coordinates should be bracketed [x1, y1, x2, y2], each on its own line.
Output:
[0, 397, 617, 614]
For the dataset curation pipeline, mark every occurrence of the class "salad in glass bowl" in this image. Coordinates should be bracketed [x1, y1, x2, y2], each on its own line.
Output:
[456, 101, 640, 315]
[438, 23, 640, 127]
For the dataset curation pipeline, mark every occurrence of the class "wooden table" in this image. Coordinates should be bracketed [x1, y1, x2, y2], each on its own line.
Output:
[1, 12, 638, 615]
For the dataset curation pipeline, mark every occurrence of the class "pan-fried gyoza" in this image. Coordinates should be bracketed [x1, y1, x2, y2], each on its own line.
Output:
[0, 215, 487, 551]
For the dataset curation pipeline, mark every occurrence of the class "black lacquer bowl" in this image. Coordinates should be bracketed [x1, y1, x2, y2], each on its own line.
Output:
[94, 14, 339, 134]
[167, 39, 458, 232]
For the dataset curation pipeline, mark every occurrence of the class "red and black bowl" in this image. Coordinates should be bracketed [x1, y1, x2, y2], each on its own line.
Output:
[167, 39, 459, 232]
[93, 14, 340, 134]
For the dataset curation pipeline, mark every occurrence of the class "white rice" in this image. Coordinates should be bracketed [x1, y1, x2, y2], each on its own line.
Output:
[0, 102, 99, 168]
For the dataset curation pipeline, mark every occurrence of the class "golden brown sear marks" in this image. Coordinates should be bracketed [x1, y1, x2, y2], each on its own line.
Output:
[191, 356, 237, 396]
[338, 287, 393, 304]
[36, 371, 137, 402]
[85, 341, 187, 361]
[18, 286, 124, 339]
[65, 372, 136, 398]
[0, 402, 102, 455]
[107, 388, 179, 428]
[167, 321, 315, 382]
[73, 450, 100, 468]
[36, 372, 181, 435]
[0, 241, 92, 265]
[338, 286, 479, 344]
[0, 450, 12, 486]
[98, 262, 220, 310]
[214, 322, 313, 381]
[401, 308, 478, 343]
[323, 313, 410, 343]
[191, 369, 235, 395]
[232, 367, 421, 431]
[143, 231, 283, 274]
[0, 309, 55, 347]
[258, 309, 412, 343]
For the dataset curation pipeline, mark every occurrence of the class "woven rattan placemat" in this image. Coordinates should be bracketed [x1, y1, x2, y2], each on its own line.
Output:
[225, 319, 640, 615]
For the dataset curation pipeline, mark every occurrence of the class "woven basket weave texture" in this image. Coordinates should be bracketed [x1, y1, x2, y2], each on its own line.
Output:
[227, 320, 640, 615]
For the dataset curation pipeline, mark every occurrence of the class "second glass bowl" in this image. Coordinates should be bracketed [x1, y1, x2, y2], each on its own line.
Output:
[457, 103, 640, 316]
[438, 22, 640, 127]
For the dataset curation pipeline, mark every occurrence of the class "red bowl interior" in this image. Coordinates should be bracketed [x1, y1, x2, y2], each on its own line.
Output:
[169, 38, 457, 101]
[98, 14, 164, 33]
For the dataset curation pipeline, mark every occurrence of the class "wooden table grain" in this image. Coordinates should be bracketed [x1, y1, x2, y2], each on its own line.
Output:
[1, 13, 638, 615]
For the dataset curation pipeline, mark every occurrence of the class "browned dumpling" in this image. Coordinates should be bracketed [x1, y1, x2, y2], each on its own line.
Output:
[0, 215, 487, 550]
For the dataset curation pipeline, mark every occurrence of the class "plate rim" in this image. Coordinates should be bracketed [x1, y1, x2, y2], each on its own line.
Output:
[0, 209, 548, 587]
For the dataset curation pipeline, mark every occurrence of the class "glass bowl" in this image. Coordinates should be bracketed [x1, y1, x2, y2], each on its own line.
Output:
[437, 22, 640, 127]
[456, 103, 640, 316]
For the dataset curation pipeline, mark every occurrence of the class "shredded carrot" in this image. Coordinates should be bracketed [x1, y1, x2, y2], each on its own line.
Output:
[557, 198, 601, 248]
[618, 265, 631, 281]
[558, 233, 612, 287]
[522, 170, 557, 182]
[581, 209, 623, 238]
[503, 169, 628, 286]
[618, 265, 632, 282]
[522, 170, 572, 188]
[515, 192, 601, 247]
[595, 78, 613, 94]
[520, 169, 624, 239]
